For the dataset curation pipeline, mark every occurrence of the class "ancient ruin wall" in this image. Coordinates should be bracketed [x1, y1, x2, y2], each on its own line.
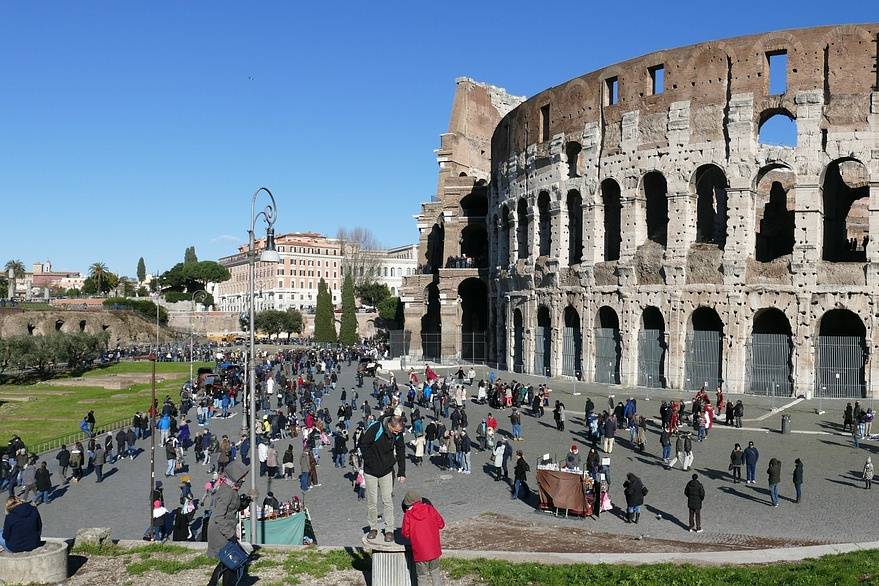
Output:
[489, 24, 879, 398]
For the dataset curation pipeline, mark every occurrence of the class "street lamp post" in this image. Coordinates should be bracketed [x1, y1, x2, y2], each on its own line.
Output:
[190, 290, 210, 383]
[247, 187, 280, 544]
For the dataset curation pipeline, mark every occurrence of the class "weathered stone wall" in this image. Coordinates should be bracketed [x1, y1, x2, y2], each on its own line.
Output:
[0, 308, 167, 346]
[489, 24, 879, 398]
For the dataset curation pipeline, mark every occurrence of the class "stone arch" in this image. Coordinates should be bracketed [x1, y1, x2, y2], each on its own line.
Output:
[641, 171, 668, 247]
[685, 306, 724, 390]
[815, 308, 867, 398]
[638, 306, 666, 388]
[79, 319, 87, 333]
[748, 308, 794, 396]
[421, 283, 441, 361]
[537, 191, 552, 257]
[512, 307, 524, 373]
[460, 224, 488, 267]
[754, 163, 795, 262]
[534, 305, 552, 376]
[516, 198, 529, 260]
[758, 109, 797, 147]
[600, 178, 622, 261]
[691, 163, 729, 248]
[821, 157, 869, 262]
[458, 278, 488, 362]
[594, 306, 621, 384]
[566, 190, 583, 265]
[54, 319, 64, 332]
[561, 305, 582, 377]
[426, 221, 444, 272]
[565, 141, 582, 178]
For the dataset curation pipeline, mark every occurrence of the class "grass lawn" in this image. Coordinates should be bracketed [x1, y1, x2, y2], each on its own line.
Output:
[67, 545, 879, 585]
[0, 360, 212, 448]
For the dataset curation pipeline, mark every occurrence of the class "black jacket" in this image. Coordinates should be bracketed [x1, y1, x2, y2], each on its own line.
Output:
[514, 458, 529, 481]
[358, 417, 406, 478]
[623, 473, 645, 507]
[684, 478, 705, 510]
[793, 461, 804, 484]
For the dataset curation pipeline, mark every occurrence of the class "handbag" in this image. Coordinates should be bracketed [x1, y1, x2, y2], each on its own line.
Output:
[219, 539, 249, 570]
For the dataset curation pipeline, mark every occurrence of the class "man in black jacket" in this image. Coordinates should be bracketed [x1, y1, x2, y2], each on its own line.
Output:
[684, 473, 705, 532]
[358, 412, 406, 542]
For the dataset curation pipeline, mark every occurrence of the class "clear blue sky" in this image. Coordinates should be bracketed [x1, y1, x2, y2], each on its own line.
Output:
[0, 2, 873, 276]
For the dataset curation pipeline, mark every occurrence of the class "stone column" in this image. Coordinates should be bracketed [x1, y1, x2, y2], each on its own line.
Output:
[867, 182, 879, 287]
[619, 184, 643, 262]
[619, 295, 638, 387]
[663, 191, 693, 285]
[724, 295, 747, 393]
[402, 296, 423, 358]
[793, 294, 814, 399]
[440, 291, 458, 361]
[722, 187, 753, 286]
[792, 180, 821, 289]
[666, 293, 686, 389]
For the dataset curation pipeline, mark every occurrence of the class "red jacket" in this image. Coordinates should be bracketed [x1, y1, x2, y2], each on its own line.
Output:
[401, 501, 444, 562]
[486, 416, 498, 430]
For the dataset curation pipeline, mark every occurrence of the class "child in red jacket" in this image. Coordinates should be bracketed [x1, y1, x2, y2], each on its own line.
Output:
[401, 491, 444, 585]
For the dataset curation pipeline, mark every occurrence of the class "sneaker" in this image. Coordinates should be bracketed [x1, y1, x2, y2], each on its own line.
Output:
[696, 529, 704, 533]
[689, 528, 695, 532]
[367, 529, 378, 540]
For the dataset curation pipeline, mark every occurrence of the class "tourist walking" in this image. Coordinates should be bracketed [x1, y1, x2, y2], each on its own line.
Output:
[684, 473, 704, 533]
[602, 415, 616, 454]
[792, 458, 803, 502]
[206, 461, 249, 586]
[864, 457, 874, 490]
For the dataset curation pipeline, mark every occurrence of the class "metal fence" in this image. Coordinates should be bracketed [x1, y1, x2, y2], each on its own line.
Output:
[32, 414, 133, 456]
[637, 329, 666, 388]
[513, 328, 524, 373]
[387, 330, 412, 359]
[421, 332, 442, 362]
[534, 326, 549, 376]
[594, 327, 620, 384]
[561, 326, 582, 377]
[748, 333, 793, 396]
[684, 331, 722, 390]
[461, 332, 487, 363]
[815, 335, 866, 398]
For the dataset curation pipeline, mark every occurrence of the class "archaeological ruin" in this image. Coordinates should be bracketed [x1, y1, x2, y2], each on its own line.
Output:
[400, 24, 879, 399]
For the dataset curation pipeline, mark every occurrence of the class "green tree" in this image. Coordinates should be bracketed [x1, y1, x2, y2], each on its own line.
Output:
[254, 309, 285, 339]
[65, 288, 81, 298]
[355, 282, 391, 307]
[4, 259, 26, 279]
[313, 278, 337, 343]
[137, 257, 147, 282]
[339, 272, 358, 345]
[283, 308, 303, 339]
[136, 286, 148, 297]
[86, 262, 119, 295]
[160, 261, 230, 296]
[377, 296, 402, 326]
[0, 278, 7, 299]
[184, 246, 198, 264]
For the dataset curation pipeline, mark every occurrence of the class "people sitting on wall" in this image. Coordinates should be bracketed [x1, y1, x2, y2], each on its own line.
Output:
[0, 497, 43, 553]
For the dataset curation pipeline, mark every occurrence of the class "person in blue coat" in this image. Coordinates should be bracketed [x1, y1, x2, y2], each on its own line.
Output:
[743, 441, 760, 484]
[1, 497, 42, 553]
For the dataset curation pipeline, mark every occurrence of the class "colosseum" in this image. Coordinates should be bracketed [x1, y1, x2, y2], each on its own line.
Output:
[400, 24, 879, 399]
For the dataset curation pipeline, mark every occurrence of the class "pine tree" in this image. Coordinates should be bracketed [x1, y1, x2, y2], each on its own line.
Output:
[184, 246, 198, 264]
[313, 278, 337, 343]
[136, 257, 146, 283]
[338, 272, 358, 345]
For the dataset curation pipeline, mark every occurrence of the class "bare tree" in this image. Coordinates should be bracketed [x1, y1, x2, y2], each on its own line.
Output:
[337, 226, 383, 287]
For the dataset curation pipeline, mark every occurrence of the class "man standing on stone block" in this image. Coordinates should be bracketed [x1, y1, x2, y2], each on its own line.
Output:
[359, 410, 406, 543]
[402, 491, 445, 586]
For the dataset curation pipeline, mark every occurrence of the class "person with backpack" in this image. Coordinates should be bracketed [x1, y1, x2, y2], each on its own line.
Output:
[358, 411, 406, 543]
[623, 472, 647, 524]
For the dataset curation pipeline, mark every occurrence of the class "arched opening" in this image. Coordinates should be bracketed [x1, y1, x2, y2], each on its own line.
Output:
[567, 190, 583, 265]
[562, 306, 582, 377]
[758, 111, 797, 147]
[816, 309, 866, 397]
[499, 204, 510, 266]
[685, 307, 724, 390]
[513, 308, 524, 373]
[748, 309, 793, 396]
[421, 283, 441, 361]
[594, 306, 621, 384]
[55, 320, 64, 332]
[601, 179, 621, 262]
[638, 307, 666, 388]
[458, 278, 488, 362]
[79, 320, 87, 333]
[754, 165, 795, 262]
[534, 305, 551, 376]
[516, 199, 529, 260]
[537, 191, 551, 257]
[566, 141, 581, 178]
[460, 187, 488, 218]
[426, 222, 444, 273]
[460, 224, 488, 268]
[822, 159, 869, 262]
[694, 164, 728, 248]
[643, 171, 668, 247]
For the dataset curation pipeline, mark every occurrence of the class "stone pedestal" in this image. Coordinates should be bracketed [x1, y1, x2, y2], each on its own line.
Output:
[0, 541, 68, 585]
[362, 534, 414, 586]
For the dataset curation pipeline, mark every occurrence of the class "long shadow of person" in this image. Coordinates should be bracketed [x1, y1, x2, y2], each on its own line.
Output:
[644, 504, 689, 530]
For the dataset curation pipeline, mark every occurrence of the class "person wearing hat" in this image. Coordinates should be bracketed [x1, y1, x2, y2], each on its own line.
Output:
[564, 445, 582, 470]
[401, 491, 444, 586]
[358, 412, 406, 542]
[207, 460, 250, 585]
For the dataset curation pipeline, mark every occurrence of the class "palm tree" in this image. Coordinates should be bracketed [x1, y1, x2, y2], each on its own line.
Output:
[89, 262, 109, 294]
[4, 259, 25, 278]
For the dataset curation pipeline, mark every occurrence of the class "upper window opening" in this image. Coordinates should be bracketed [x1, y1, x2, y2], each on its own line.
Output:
[539, 104, 550, 142]
[768, 51, 788, 95]
[649, 65, 664, 95]
[605, 77, 619, 105]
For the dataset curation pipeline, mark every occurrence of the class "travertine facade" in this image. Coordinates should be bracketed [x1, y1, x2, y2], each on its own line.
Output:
[404, 25, 879, 399]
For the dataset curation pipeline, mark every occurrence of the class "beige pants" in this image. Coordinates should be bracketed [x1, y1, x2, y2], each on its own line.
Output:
[365, 471, 394, 531]
[415, 557, 443, 585]
[602, 437, 615, 453]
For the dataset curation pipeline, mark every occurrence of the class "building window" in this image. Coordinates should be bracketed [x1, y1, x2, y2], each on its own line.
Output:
[768, 50, 787, 95]
[539, 104, 550, 142]
[605, 77, 619, 105]
[390, 267, 395, 277]
[649, 65, 664, 95]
